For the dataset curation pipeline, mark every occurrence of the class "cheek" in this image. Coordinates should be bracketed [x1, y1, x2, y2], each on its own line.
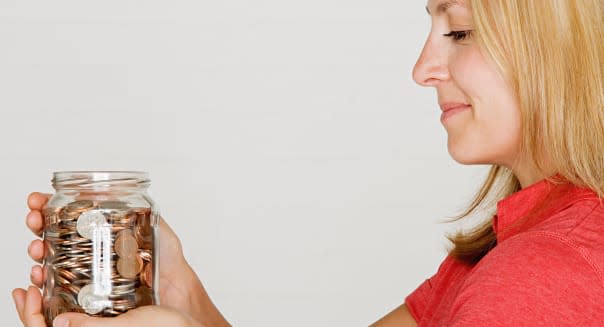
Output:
[448, 47, 523, 164]
[448, 47, 491, 98]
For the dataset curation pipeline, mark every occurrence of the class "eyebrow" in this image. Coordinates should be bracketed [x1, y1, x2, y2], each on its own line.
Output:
[425, 0, 461, 16]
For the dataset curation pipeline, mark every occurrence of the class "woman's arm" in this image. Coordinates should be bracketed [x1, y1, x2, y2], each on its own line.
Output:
[370, 304, 417, 327]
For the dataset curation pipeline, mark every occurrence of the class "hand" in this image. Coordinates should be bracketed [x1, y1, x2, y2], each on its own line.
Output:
[13, 192, 230, 327]
[13, 285, 205, 327]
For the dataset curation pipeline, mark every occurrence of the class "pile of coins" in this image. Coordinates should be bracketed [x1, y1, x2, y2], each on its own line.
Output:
[42, 199, 155, 325]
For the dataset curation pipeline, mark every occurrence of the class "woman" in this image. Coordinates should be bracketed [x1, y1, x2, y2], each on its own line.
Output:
[13, 0, 604, 325]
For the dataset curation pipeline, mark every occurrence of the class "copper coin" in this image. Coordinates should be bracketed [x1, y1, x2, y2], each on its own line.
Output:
[139, 262, 153, 288]
[44, 239, 56, 259]
[137, 213, 152, 232]
[135, 286, 154, 306]
[116, 256, 142, 279]
[114, 230, 138, 259]
[66, 200, 94, 211]
[46, 295, 67, 320]
[43, 208, 60, 226]
[138, 249, 152, 262]
[59, 209, 81, 222]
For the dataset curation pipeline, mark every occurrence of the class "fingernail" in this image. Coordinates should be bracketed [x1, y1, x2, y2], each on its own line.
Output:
[53, 316, 68, 327]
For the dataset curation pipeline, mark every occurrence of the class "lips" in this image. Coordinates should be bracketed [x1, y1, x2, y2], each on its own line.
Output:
[439, 102, 472, 123]
[440, 103, 472, 112]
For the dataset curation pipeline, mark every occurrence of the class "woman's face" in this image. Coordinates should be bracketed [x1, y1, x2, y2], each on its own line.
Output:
[413, 0, 521, 169]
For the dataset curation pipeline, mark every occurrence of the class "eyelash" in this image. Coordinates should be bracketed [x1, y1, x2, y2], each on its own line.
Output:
[443, 30, 472, 41]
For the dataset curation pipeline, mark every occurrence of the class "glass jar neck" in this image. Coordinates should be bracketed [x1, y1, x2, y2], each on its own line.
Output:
[52, 171, 150, 191]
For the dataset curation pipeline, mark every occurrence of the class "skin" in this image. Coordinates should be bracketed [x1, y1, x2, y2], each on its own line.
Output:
[13, 1, 551, 326]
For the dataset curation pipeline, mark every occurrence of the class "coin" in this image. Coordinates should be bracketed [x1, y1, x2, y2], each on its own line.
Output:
[136, 211, 152, 233]
[116, 256, 142, 279]
[76, 211, 107, 239]
[44, 239, 56, 259]
[77, 284, 109, 315]
[135, 286, 154, 306]
[114, 230, 138, 259]
[99, 200, 130, 212]
[46, 295, 68, 324]
[43, 208, 60, 226]
[59, 209, 81, 222]
[134, 214, 153, 248]
[47, 295, 67, 320]
[138, 249, 152, 262]
[66, 200, 95, 211]
[139, 262, 153, 288]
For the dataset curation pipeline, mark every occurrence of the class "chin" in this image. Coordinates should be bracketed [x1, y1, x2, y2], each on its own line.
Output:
[447, 144, 488, 165]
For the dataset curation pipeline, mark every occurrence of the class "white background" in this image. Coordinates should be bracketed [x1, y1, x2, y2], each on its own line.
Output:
[1, 0, 487, 325]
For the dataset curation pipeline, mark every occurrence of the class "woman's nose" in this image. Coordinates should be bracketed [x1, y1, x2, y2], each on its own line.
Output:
[412, 38, 450, 87]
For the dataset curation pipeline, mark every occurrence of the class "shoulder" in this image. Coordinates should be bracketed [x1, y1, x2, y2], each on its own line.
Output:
[531, 197, 604, 264]
[448, 232, 604, 325]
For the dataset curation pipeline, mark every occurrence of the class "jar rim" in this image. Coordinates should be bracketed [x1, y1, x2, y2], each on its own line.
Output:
[52, 171, 150, 190]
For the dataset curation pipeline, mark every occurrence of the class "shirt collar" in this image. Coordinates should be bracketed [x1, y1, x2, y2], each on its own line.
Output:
[493, 174, 597, 242]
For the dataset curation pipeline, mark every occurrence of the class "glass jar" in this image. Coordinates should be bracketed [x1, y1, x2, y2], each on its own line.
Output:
[42, 171, 159, 325]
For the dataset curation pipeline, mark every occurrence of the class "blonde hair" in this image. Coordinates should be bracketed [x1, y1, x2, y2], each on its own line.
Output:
[448, 0, 604, 264]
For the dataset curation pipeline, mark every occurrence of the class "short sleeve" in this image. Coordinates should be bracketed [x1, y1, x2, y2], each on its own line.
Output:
[448, 232, 604, 326]
[405, 256, 455, 322]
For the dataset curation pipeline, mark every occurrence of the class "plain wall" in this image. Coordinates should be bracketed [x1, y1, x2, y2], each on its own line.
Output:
[1, 0, 488, 325]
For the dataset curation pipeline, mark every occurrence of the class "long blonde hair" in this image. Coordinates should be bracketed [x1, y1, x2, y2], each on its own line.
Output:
[448, 0, 604, 264]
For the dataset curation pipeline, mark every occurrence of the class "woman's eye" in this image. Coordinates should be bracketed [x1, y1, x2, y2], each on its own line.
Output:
[443, 30, 472, 41]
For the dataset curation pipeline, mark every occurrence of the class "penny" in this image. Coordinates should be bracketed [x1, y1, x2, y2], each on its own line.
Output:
[44, 208, 60, 226]
[66, 200, 95, 211]
[138, 249, 152, 262]
[135, 286, 154, 306]
[76, 211, 107, 239]
[59, 209, 81, 222]
[78, 284, 109, 315]
[46, 297, 65, 314]
[114, 230, 138, 259]
[116, 256, 142, 279]
[44, 239, 56, 259]
[46, 295, 68, 324]
[139, 262, 153, 288]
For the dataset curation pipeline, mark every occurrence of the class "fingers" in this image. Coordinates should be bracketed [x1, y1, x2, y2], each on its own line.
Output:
[30, 265, 44, 288]
[12, 288, 26, 323]
[26, 210, 44, 237]
[27, 192, 50, 211]
[27, 193, 50, 237]
[28, 239, 44, 263]
[13, 286, 48, 327]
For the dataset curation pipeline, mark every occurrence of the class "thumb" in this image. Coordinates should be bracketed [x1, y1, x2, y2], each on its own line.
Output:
[53, 313, 109, 327]
[53, 306, 199, 327]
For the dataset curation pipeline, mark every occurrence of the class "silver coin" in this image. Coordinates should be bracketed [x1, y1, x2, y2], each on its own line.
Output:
[77, 284, 109, 315]
[98, 200, 129, 211]
[76, 211, 107, 239]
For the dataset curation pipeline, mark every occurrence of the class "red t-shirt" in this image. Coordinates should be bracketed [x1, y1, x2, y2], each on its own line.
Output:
[405, 177, 604, 326]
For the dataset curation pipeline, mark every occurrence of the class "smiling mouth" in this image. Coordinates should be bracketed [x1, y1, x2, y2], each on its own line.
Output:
[440, 105, 472, 123]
